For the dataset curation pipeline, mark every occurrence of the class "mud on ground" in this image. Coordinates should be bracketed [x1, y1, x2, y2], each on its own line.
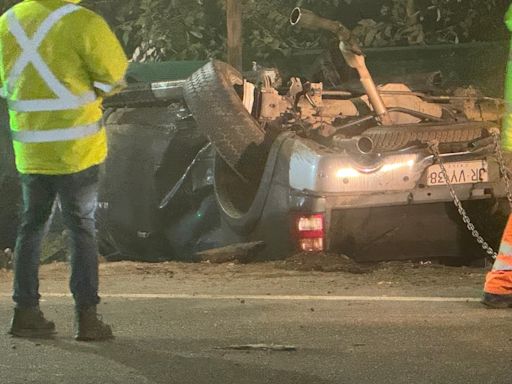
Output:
[0, 251, 488, 301]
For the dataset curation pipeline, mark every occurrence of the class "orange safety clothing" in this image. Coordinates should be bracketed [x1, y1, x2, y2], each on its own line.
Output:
[484, 215, 512, 295]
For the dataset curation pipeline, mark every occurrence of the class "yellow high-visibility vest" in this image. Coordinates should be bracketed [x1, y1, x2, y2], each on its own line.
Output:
[503, 4, 512, 151]
[0, 0, 128, 174]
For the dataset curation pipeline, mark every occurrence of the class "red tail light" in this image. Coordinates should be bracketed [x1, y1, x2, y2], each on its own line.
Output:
[293, 213, 325, 252]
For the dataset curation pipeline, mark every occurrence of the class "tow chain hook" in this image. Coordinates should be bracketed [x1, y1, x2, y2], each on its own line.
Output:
[427, 133, 512, 261]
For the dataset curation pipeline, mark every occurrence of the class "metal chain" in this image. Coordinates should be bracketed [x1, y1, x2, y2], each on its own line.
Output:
[491, 129, 512, 211]
[428, 140, 498, 259]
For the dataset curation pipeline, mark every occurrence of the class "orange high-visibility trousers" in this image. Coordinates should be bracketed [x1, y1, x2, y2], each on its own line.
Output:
[484, 215, 512, 295]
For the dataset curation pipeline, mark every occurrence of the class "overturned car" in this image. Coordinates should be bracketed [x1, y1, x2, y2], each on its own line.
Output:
[97, 8, 509, 263]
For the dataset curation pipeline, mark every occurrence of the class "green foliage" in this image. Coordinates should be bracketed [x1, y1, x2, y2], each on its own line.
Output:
[86, 0, 508, 66]
[3, 0, 510, 67]
[352, 0, 426, 47]
[82, 0, 227, 61]
[0, 0, 19, 15]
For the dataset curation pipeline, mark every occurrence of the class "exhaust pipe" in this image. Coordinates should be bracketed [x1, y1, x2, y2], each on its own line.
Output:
[332, 135, 374, 155]
[290, 7, 351, 40]
[290, 8, 392, 126]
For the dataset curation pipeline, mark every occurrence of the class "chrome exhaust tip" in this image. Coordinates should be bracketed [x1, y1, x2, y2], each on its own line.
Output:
[332, 135, 374, 155]
[290, 7, 301, 26]
[356, 136, 374, 155]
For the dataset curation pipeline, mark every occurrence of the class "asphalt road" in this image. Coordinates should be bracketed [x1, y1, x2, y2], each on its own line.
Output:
[0, 262, 511, 384]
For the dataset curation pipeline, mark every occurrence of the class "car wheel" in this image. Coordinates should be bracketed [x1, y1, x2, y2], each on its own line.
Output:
[184, 60, 268, 183]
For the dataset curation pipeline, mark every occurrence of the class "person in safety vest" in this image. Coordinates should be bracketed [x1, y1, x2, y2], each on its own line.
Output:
[0, 0, 128, 339]
[482, 4, 512, 308]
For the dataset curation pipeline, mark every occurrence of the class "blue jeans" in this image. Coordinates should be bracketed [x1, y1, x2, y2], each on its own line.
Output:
[13, 165, 101, 309]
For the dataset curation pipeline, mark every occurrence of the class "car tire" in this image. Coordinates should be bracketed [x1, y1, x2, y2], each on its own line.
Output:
[183, 60, 268, 183]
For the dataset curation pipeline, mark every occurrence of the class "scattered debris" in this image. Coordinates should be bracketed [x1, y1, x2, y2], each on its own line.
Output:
[133, 265, 175, 278]
[0, 248, 13, 270]
[197, 241, 265, 264]
[217, 344, 297, 352]
[281, 252, 375, 274]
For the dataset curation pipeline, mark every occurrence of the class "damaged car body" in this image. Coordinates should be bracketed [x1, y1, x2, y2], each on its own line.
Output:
[93, 9, 510, 263]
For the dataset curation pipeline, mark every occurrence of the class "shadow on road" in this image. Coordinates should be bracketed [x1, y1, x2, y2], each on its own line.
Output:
[37, 336, 332, 384]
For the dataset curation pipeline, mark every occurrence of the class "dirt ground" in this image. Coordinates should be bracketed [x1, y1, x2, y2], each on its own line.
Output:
[0, 253, 488, 300]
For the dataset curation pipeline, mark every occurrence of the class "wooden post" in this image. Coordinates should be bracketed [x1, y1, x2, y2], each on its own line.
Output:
[406, 0, 418, 25]
[226, 0, 242, 71]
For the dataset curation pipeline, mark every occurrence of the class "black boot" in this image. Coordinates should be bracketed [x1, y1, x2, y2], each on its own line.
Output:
[75, 306, 113, 341]
[482, 292, 512, 309]
[9, 307, 56, 338]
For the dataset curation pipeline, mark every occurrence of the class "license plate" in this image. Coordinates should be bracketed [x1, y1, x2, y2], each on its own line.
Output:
[427, 160, 488, 186]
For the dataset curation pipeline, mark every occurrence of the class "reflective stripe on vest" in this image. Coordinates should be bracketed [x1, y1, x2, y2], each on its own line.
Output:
[493, 239, 512, 271]
[492, 257, 512, 271]
[93, 81, 113, 93]
[5, 4, 97, 113]
[8, 92, 96, 112]
[11, 121, 101, 143]
[499, 242, 512, 257]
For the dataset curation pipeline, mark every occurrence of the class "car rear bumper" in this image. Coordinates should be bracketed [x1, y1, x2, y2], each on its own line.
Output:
[327, 201, 503, 261]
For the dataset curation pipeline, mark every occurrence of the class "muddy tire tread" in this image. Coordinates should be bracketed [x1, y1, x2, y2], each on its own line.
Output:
[183, 61, 266, 181]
